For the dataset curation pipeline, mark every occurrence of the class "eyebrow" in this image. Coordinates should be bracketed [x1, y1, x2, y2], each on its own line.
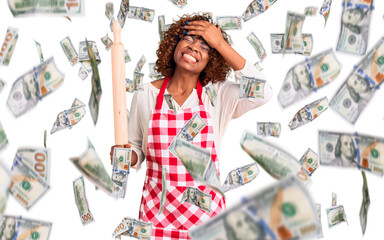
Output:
[185, 35, 210, 48]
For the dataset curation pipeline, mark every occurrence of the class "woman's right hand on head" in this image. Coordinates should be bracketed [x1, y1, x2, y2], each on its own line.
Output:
[110, 143, 131, 165]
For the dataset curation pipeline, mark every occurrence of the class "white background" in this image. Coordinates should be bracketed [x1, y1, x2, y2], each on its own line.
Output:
[1, 0, 384, 239]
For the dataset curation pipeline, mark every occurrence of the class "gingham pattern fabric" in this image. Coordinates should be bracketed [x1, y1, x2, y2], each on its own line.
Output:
[139, 77, 225, 240]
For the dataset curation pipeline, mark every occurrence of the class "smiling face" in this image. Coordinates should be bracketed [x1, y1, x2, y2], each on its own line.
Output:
[173, 35, 210, 75]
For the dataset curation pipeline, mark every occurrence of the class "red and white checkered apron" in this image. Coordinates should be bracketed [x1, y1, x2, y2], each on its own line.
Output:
[139, 76, 225, 239]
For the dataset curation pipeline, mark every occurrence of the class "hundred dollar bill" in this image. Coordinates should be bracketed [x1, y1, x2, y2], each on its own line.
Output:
[326, 205, 348, 227]
[0, 121, 8, 150]
[239, 76, 266, 99]
[241, 130, 311, 185]
[105, 2, 114, 20]
[278, 48, 341, 108]
[126, 79, 134, 93]
[331, 37, 384, 124]
[78, 66, 88, 80]
[7, 57, 65, 117]
[112, 147, 131, 198]
[169, 113, 206, 156]
[174, 138, 222, 192]
[134, 55, 146, 73]
[101, 33, 113, 51]
[337, 0, 373, 55]
[0, 215, 52, 240]
[10, 157, 50, 209]
[304, 6, 318, 16]
[113, 217, 153, 239]
[128, 6, 155, 23]
[0, 162, 11, 214]
[289, 97, 328, 130]
[0, 27, 18, 66]
[164, 94, 177, 114]
[7, 0, 84, 17]
[190, 176, 319, 240]
[51, 98, 86, 134]
[247, 32, 266, 62]
[360, 171, 370, 235]
[34, 40, 44, 63]
[73, 176, 95, 225]
[169, 0, 187, 8]
[319, 0, 332, 26]
[318, 130, 384, 176]
[158, 167, 167, 215]
[79, 40, 101, 72]
[205, 82, 217, 107]
[181, 187, 212, 212]
[117, 0, 129, 28]
[69, 139, 114, 196]
[283, 12, 306, 54]
[16, 147, 50, 183]
[149, 63, 163, 80]
[158, 15, 166, 41]
[315, 203, 324, 238]
[133, 72, 144, 91]
[242, 0, 278, 22]
[60, 36, 79, 66]
[271, 33, 313, 56]
[86, 39, 103, 125]
[257, 122, 281, 137]
[222, 163, 259, 192]
[299, 148, 319, 176]
[254, 62, 263, 71]
[216, 16, 242, 30]
[332, 192, 337, 206]
[125, 49, 131, 63]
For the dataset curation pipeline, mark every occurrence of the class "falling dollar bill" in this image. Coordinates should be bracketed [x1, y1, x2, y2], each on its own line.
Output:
[149, 62, 163, 80]
[271, 33, 313, 56]
[105, 2, 114, 20]
[134, 55, 146, 73]
[0, 121, 9, 151]
[113, 217, 152, 239]
[278, 48, 341, 108]
[216, 16, 242, 30]
[247, 32, 267, 62]
[0, 215, 52, 240]
[133, 72, 144, 91]
[254, 61, 263, 71]
[69, 139, 114, 196]
[0, 27, 18, 66]
[257, 122, 281, 137]
[330, 37, 384, 124]
[34, 40, 44, 63]
[239, 76, 266, 99]
[164, 94, 177, 115]
[222, 162, 259, 192]
[79, 40, 101, 73]
[190, 176, 319, 240]
[7, 0, 84, 17]
[181, 187, 212, 212]
[101, 33, 113, 51]
[128, 6, 155, 22]
[51, 98, 86, 134]
[169, 0, 187, 8]
[78, 66, 88, 80]
[205, 81, 217, 107]
[73, 176, 95, 225]
[289, 97, 328, 130]
[117, 0, 129, 28]
[332, 192, 337, 206]
[283, 12, 306, 54]
[158, 167, 167, 215]
[241, 130, 311, 186]
[16, 147, 50, 183]
[326, 205, 348, 227]
[124, 49, 131, 63]
[315, 203, 324, 238]
[10, 156, 50, 209]
[0, 162, 11, 214]
[337, 0, 373, 55]
[318, 130, 384, 176]
[7, 57, 65, 117]
[112, 147, 131, 198]
[242, 0, 278, 22]
[360, 171, 370, 235]
[299, 148, 319, 176]
[60, 36, 79, 66]
[319, 0, 332, 26]
[158, 15, 171, 42]
[304, 6, 318, 16]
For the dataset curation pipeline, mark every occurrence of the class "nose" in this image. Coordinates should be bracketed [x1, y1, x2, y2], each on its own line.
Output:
[187, 42, 199, 53]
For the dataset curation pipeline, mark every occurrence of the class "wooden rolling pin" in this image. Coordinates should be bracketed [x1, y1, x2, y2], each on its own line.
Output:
[111, 20, 128, 146]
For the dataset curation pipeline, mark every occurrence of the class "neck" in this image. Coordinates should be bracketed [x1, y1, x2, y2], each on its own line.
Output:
[168, 66, 200, 96]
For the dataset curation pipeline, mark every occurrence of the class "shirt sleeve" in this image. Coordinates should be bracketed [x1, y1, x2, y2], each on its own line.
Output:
[128, 91, 145, 169]
[218, 59, 273, 120]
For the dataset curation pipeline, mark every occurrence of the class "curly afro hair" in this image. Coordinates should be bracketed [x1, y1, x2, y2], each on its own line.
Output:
[155, 12, 231, 86]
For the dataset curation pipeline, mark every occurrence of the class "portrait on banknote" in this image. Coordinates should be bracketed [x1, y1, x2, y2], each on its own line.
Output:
[0, 217, 16, 240]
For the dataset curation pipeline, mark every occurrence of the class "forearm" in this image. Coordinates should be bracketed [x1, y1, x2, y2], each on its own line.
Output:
[215, 40, 246, 71]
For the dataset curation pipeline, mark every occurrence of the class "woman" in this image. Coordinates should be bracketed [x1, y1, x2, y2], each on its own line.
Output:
[110, 13, 272, 239]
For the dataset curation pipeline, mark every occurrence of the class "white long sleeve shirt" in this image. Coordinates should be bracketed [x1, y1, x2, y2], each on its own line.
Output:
[128, 60, 273, 169]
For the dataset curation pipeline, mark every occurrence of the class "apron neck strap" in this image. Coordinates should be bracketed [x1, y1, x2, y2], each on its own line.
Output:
[155, 76, 203, 110]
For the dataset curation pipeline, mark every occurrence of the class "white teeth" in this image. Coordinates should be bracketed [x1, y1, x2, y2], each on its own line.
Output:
[183, 53, 197, 62]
